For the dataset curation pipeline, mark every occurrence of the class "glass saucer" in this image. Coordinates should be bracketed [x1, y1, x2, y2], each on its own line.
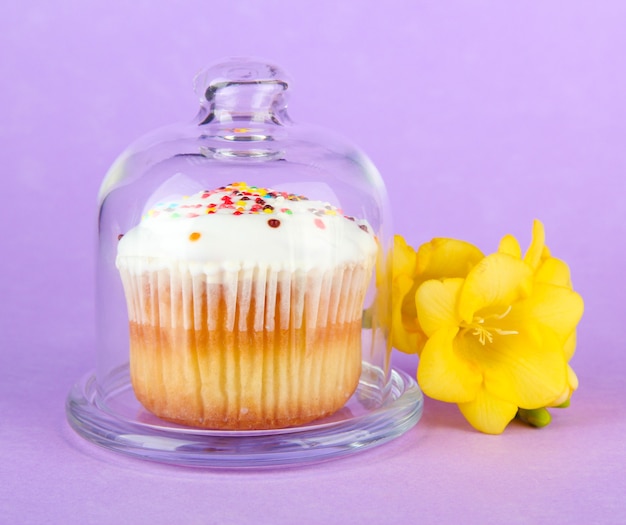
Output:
[66, 363, 422, 468]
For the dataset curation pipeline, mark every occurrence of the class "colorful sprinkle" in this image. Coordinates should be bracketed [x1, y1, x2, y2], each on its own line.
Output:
[189, 232, 201, 241]
[117, 234, 124, 241]
[138, 183, 373, 240]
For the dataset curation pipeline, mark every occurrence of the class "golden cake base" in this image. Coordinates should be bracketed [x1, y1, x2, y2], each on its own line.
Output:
[129, 321, 362, 429]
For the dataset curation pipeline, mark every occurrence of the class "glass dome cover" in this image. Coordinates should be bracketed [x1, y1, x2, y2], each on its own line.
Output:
[67, 58, 422, 467]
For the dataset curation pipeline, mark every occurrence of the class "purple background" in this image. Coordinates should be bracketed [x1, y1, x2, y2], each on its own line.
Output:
[2, 1, 625, 523]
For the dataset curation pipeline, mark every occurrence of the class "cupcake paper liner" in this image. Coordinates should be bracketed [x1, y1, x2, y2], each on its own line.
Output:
[118, 261, 372, 429]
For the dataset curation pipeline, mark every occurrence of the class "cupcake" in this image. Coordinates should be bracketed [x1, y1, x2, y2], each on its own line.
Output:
[116, 182, 377, 429]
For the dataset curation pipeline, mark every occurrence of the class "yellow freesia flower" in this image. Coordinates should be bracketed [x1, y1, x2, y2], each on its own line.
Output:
[389, 235, 423, 354]
[390, 236, 484, 355]
[415, 248, 583, 434]
[390, 221, 584, 434]
[404, 221, 583, 434]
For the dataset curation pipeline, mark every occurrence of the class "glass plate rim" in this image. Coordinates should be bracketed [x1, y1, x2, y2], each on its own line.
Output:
[66, 365, 423, 469]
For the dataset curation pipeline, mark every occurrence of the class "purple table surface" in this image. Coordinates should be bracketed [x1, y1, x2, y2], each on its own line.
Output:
[2, 2, 625, 524]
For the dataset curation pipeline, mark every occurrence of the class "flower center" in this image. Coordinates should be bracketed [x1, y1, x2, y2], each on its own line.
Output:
[462, 305, 519, 346]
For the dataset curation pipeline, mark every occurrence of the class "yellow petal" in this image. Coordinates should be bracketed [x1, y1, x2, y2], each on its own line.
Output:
[535, 257, 573, 288]
[391, 322, 423, 355]
[473, 325, 569, 408]
[391, 273, 421, 354]
[415, 238, 484, 280]
[524, 219, 546, 271]
[393, 235, 417, 278]
[458, 388, 518, 434]
[417, 327, 482, 403]
[458, 253, 533, 324]
[415, 278, 464, 336]
[563, 331, 577, 361]
[511, 283, 584, 346]
[567, 363, 579, 391]
[550, 365, 578, 407]
[550, 388, 571, 407]
[498, 234, 522, 259]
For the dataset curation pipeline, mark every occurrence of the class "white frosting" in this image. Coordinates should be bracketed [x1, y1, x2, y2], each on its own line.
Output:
[116, 182, 378, 277]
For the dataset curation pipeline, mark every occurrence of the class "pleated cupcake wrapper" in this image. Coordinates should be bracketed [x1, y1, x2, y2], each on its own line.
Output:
[117, 261, 372, 428]
[118, 262, 369, 332]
